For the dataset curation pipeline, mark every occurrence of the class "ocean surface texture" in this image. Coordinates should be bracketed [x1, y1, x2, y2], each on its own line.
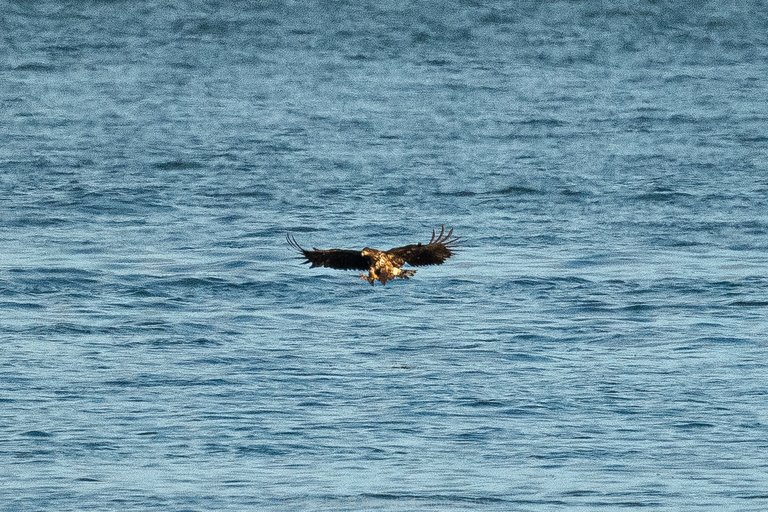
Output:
[2, 1, 768, 510]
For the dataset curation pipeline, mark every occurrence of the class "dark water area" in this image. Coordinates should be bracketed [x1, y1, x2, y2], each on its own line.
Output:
[2, 1, 768, 510]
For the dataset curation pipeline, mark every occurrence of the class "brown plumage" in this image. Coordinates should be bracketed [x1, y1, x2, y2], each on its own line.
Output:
[286, 225, 460, 285]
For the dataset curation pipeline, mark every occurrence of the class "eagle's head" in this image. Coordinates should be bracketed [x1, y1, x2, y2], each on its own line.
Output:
[361, 247, 373, 257]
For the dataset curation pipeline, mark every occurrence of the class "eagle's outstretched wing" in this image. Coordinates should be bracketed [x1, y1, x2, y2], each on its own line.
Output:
[386, 225, 460, 266]
[286, 234, 370, 270]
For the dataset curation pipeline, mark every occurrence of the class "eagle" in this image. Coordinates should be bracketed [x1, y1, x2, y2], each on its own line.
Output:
[286, 225, 460, 285]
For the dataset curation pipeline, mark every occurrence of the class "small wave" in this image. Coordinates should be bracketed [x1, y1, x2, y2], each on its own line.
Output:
[492, 185, 542, 195]
[42, 44, 82, 54]
[506, 343, 554, 359]
[564, 254, 614, 269]
[154, 160, 206, 171]
[694, 336, 751, 345]
[0, 301, 45, 310]
[20, 430, 53, 438]
[252, 141, 304, 155]
[655, 237, 704, 248]
[729, 300, 768, 307]
[172, 17, 240, 37]
[5, 216, 69, 228]
[147, 337, 222, 347]
[616, 303, 656, 312]
[362, 492, 509, 505]
[509, 276, 592, 286]
[29, 323, 117, 335]
[436, 190, 477, 197]
[203, 189, 273, 199]
[664, 73, 706, 83]
[236, 444, 289, 456]
[12, 62, 57, 72]
[560, 188, 589, 197]
[463, 398, 506, 408]
[424, 58, 452, 66]
[478, 11, 517, 25]
[437, 185, 542, 197]
[75, 476, 101, 482]
[737, 134, 768, 144]
[635, 189, 694, 202]
[516, 117, 568, 128]
[674, 421, 715, 430]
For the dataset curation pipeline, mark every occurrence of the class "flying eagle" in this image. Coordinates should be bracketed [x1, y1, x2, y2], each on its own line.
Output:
[286, 225, 460, 285]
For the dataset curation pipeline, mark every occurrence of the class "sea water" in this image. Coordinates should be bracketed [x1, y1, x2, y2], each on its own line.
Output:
[2, 1, 768, 510]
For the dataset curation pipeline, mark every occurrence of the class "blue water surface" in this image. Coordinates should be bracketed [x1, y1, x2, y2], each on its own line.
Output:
[2, 1, 768, 510]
